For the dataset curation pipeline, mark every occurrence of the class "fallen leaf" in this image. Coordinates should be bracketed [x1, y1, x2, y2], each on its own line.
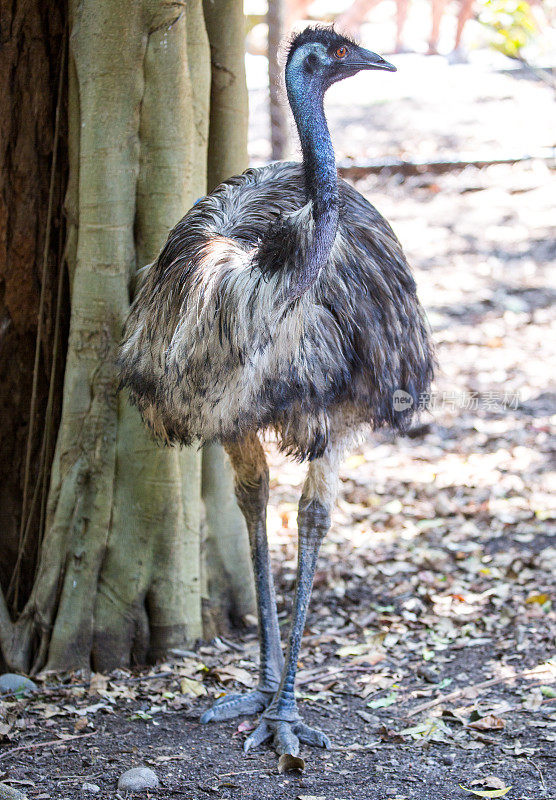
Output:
[336, 640, 382, 657]
[33, 703, 70, 719]
[180, 677, 207, 697]
[367, 691, 397, 709]
[470, 777, 507, 790]
[155, 754, 189, 762]
[469, 715, 506, 731]
[278, 754, 305, 774]
[400, 722, 432, 738]
[522, 690, 543, 711]
[67, 702, 109, 717]
[88, 673, 108, 694]
[512, 742, 535, 755]
[379, 725, 405, 742]
[235, 719, 256, 734]
[352, 651, 385, 667]
[212, 666, 254, 687]
[460, 784, 512, 797]
[296, 796, 325, 800]
[131, 710, 152, 721]
[525, 593, 549, 605]
[0, 722, 13, 739]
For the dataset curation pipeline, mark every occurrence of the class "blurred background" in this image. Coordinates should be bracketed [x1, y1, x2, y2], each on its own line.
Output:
[245, 0, 555, 164]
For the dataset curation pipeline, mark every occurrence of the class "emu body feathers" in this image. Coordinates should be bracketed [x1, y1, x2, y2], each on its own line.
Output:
[119, 161, 433, 460]
[119, 25, 435, 756]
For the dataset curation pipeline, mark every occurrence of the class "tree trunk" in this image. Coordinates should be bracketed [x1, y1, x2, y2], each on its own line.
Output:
[0, 0, 68, 628]
[201, 0, 256, 635]
[0, 0, 254, 675]
[268, 0, 289, 161]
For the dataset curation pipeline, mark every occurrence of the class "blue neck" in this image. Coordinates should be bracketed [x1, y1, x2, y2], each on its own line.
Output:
[285, 64, 339, 296]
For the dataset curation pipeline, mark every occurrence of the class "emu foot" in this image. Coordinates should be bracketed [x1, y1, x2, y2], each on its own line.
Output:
[200, 688, 274, 723]
[244, 713, 331, 756]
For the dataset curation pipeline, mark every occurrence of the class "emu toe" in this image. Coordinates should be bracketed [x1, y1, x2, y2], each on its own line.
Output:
[200, 688, 274, 723]
[244, 716, 331, 756]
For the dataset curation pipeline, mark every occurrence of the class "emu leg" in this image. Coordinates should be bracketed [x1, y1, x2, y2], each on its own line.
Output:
[201, 433, 283, 723]
[244, 447, 340, 755]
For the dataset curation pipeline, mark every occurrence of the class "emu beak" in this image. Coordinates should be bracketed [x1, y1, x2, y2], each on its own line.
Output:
[358, 49, 397, 72]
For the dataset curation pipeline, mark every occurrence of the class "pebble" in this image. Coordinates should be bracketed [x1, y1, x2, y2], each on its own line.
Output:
[117, 768, 159, 792]
[0, 674, 37, 696]
[0, 783, 27, 800]
[81, 785, 100, 794]
[416, 665, 439, 684]
[442, 752, 456, 765]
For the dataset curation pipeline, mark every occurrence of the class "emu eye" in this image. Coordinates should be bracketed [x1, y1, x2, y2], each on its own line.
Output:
[334, 46, 348, 59]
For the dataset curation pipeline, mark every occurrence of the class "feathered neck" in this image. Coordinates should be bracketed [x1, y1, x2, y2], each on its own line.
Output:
[285, 56, 339, 298]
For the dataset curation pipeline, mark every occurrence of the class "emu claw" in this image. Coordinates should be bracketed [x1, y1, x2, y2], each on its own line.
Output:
[200, 689, 273, 723]
[244, 717, 331, 756]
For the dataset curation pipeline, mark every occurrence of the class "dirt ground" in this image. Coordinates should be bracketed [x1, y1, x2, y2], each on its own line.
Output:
[1, 48, 555, 800]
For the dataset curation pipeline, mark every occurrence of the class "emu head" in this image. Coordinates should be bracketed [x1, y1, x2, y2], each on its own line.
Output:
[285, 26, 395, 98]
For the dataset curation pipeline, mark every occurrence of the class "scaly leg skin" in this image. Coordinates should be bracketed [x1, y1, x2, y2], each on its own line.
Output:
[201, 434, 284, 724]
[245, 446, 342, 756]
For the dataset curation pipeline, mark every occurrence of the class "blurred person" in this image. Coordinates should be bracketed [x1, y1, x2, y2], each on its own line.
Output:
[336, 0, 409, 52]
[286, 0, 476, 60]
[428, 0, 475, 61]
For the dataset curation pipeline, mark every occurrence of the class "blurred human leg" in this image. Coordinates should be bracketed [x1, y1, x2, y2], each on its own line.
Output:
[336, 0, 383, 37]
[447, 0, 474, 61]
[395, 0, 410, 52]
[454, 0, 474, 48]
[428, 0, 448, 53]
[286, 0, 314, 31]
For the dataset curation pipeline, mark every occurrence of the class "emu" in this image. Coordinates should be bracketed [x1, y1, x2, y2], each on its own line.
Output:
[119, 26, 434, 756]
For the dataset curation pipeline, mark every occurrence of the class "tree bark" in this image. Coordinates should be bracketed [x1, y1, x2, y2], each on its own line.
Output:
[0, 0, 68, 626]
[268, 0, 289, 161]
[1, 0, 255, 675]
[201, 0, 256, 635]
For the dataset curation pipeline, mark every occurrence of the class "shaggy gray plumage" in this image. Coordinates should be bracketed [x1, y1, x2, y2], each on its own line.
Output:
[119, 162, 433, 460]
[119, 25, 435, 757]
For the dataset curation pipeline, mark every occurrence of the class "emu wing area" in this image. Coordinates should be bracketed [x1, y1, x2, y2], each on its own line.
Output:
[119, 162, 434, 460]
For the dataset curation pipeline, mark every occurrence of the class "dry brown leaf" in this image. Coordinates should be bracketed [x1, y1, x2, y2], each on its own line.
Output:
[0, 722, 13, 738]
[379, 725, 406, 743]
[212, 666, 254, 687]
[180, 677, 207, 697]
[469, 715, 506, 731]
[88, 673, 108, 694]
[74, 717, 89, 732]
[278, 754, 305, 774]
[352, 651, 386, 667]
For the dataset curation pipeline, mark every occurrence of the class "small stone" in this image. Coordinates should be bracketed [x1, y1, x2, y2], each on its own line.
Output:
[117, 767, 159, 792]
[442, 752, 456, 765]
[0, 783, 28, 800]
[0, 674, 37, 696]
[81, 784, 100, 794]
[416, 665, 439, 684]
